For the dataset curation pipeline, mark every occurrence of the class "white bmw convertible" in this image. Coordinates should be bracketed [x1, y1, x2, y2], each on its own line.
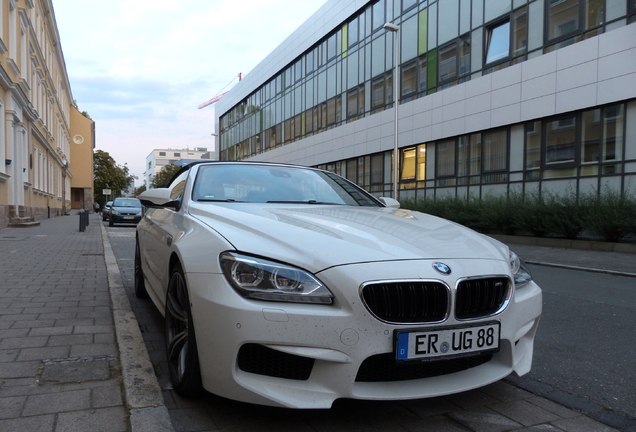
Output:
[136, 161, 542, 408]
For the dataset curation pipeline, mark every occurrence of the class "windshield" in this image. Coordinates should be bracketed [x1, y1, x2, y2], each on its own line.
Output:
[192, 164, 380, 206]
[112, 198, 142, 208]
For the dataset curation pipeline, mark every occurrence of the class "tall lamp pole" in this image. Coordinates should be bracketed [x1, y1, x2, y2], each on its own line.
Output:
[384, 22, 400, 201]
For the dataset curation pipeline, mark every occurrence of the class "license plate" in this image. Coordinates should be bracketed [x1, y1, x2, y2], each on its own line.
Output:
[395, 322, 500, 361]
[123, 216, 134, 220]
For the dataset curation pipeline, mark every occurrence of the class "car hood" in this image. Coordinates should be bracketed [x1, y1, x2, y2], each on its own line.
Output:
[188, 203, 508, 273]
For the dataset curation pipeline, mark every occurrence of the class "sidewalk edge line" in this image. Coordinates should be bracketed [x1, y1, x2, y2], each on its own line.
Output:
[526, 260, 636, 278]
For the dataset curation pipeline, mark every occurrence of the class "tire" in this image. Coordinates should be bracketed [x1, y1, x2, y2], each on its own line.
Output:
[108, 218, 114, 227]
[165, 264, 203, 396]
[134, 240, 149, 299]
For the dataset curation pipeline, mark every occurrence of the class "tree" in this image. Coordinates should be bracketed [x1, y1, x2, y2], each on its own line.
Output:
[94, 150, 136, 205]
[151, 164, 181, 188]
[134, 184, 147, 196]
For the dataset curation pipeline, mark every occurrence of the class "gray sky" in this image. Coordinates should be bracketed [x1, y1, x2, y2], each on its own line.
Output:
[53, 0, 327, 185]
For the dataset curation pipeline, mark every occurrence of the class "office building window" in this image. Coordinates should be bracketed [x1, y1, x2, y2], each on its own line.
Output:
[485, 21, 511, 64]
[546, 115, 577, 165]
[547, 0, 580, 42]
[436, 139, 456, 178]
[159, 152, 166, 156]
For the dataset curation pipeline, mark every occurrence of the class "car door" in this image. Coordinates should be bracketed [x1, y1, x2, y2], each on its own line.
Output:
[141, 169, 190, 304]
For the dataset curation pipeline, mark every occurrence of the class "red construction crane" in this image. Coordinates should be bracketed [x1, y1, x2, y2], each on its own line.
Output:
[198, 73, 243, 109]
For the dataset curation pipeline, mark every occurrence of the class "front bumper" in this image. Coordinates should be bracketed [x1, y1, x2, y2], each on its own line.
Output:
[187, 258, 542, 408]
[110, 214, 141, 224]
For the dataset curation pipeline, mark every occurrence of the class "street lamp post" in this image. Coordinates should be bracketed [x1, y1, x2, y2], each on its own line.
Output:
[384, 22, 400, 201]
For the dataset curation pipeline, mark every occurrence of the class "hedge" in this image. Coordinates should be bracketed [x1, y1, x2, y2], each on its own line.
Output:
[400, 187, 636, 243]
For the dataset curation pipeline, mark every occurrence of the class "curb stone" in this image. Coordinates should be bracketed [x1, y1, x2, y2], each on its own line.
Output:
[100, 222, 175, 432]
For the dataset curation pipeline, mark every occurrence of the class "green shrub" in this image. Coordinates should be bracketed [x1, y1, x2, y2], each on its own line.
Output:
[399, 187, 635, 242]
[580, 187, 636, 242]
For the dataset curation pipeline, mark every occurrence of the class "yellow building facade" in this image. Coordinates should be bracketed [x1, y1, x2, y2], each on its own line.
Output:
[0, 0, 92, 228]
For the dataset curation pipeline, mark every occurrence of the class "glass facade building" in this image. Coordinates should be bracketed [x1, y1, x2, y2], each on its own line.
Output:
[215, 0, 636, 200]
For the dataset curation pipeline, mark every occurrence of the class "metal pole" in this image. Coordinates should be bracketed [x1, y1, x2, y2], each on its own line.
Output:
[384, 23, 400, 201]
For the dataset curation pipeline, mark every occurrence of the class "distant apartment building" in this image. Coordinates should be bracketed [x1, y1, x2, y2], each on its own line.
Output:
[216, 0, 636, 202]
[145, 147, 211, 188]
[0, 0, 94, 228]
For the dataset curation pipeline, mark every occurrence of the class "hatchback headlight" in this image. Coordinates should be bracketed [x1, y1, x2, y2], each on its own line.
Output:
[110, 209, 120, 215]
[220, 252, 334, 304]
[509, 250, 532, 287]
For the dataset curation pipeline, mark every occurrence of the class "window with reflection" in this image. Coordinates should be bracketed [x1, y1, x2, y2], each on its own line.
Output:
[401, 147, 417, 180]
[436, 139, 456, 177]
[547, 0, 580, 42]
[373, 0, 385, 31]
[485, 21, 510, 64]
[401, 61, 417, 100]
[439, 41, 457, 86]
[371, 75, 386, 112]
[581, 108, 601, 175]
[417, 55, 427, 94]
[546, 115, 577, 165]
[403, 0, 417, 12]
[525, 121, 542, 180]
[603, 104, 624, 163]
[482, 129, 508, 173]
[349, 17, 359, 47]
[371, 153, 384, 185]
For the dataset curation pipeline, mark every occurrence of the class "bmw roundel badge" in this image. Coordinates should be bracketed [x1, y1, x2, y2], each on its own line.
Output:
[433, 262, 452, 275]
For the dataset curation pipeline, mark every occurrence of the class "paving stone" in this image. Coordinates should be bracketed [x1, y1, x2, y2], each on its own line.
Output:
[551, 415, 620, 432]
[16, 346, 70, 361]
[448, 406, 521, 432]
[47, 334, 93, 346]
[0, 336, 48, 349]
[22, 389, 91, 416]
[92, 385, 124, 408]
[0, 348, 18, 362]
[0, 414, 55, 432]
[56, 406, 129, 432]
[1, 360, 41, 378]
[489, 399, 563, 427]
[0, 395, 26, 418]
[40, 358, 111, 383]
[69, 342, 117, 357]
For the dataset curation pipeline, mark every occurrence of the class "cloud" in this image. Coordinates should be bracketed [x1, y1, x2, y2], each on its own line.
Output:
[53, 0, 327, 185]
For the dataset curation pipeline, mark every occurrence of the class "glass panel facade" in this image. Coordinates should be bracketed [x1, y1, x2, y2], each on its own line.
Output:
[219, 0, 629, 175]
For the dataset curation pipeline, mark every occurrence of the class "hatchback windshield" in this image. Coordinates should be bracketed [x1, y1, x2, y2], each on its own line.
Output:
[112, 198, 142, 208]
[192, 164, 380, 207]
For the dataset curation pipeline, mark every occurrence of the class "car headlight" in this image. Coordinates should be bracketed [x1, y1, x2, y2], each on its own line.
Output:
[220, 252, 334, 304]
[111, 209, 120, 215]
[509, 250, 532, 287]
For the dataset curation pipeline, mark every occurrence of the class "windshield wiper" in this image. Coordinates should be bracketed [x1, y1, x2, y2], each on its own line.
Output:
[266, 200, 343, 205]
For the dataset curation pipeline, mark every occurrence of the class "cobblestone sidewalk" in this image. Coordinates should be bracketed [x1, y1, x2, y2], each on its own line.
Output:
[0, 213, 128, 431]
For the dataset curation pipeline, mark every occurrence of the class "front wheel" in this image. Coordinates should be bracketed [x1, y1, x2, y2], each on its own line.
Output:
[165, 264, 202, 396]
[134, 240, 148, 299]
[108, 218, 114, 227]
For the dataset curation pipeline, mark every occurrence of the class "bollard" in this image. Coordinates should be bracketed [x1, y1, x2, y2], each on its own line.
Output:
[79, 209, 87, 232]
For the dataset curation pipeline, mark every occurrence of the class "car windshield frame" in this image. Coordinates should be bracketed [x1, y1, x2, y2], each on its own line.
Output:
[191, 163, 381, 207]
[112, 198, 142, 208]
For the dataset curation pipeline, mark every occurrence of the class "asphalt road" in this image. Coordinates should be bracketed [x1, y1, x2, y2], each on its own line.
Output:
[520, 265, 636, 419]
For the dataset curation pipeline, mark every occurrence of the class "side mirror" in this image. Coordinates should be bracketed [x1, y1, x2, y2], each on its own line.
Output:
[138, 188, 180, 209]
[379, 197, 400, 209]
